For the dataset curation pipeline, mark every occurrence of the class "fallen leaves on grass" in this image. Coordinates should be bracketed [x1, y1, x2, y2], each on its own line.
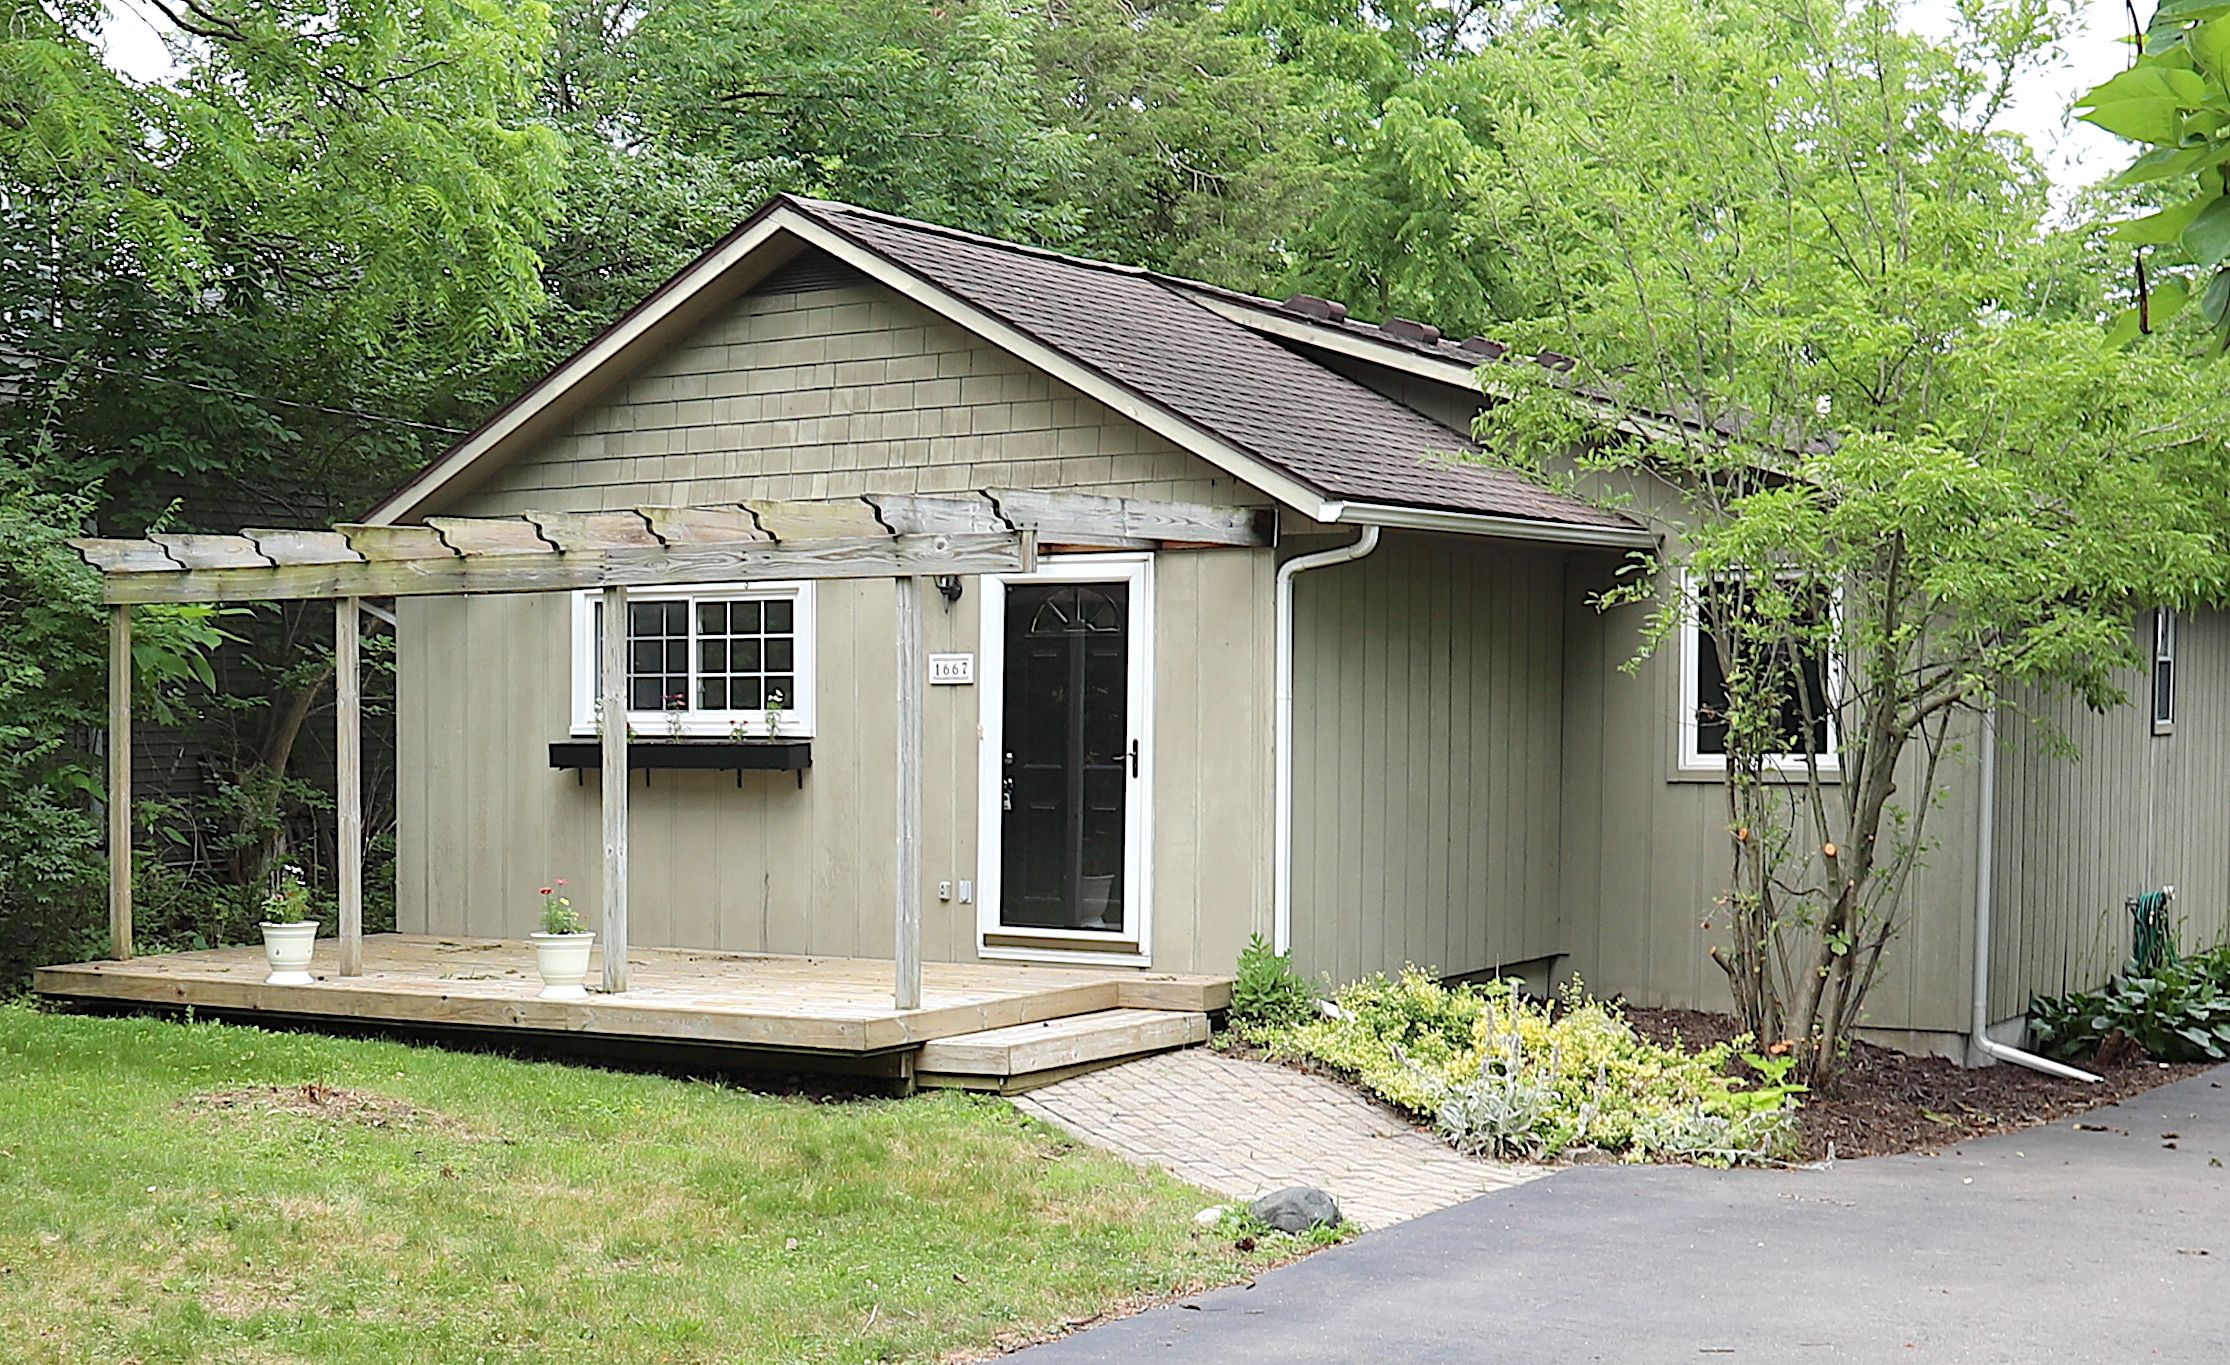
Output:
[180, 1083, 466, 1133]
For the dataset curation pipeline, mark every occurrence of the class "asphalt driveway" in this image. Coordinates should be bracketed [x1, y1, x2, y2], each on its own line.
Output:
[1025, 1066, 2230, 1364]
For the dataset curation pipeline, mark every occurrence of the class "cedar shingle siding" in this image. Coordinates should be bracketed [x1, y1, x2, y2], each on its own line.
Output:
[451, 254, 1258, 516]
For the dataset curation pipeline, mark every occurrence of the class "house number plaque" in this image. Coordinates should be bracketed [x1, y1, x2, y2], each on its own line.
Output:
[929, 652, 975, 685]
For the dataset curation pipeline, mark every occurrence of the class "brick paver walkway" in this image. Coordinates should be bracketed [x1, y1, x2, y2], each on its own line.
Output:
[1012, 1048, 1541, 1229]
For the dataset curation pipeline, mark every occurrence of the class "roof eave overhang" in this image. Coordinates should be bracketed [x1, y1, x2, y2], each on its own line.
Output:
[1321, 499, 1658, 551]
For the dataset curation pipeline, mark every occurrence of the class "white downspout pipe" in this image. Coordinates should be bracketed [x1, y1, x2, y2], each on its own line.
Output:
[1274, 525, 1381, 952]
[1970, 704, 2101, 1081]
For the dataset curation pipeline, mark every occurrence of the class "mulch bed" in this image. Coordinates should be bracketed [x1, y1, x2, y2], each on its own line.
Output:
[1625, 1007, 2215, 1160]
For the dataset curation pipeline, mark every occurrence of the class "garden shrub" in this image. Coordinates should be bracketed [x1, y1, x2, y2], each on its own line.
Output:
[1263, 969, 1801, 1165]
[1230, 933, 1317, 1032]
[2030, 945, 2230, 1063]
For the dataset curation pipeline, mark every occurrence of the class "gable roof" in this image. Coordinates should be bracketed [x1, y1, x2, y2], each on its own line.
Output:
[367, 196, 1649, 547]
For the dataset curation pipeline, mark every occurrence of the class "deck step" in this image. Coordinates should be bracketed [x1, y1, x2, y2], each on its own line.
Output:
[916, 1008, 1208, 1093]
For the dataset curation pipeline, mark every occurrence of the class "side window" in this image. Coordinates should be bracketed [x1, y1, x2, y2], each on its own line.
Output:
[1680, 574, 1837, 771]
[572, 583, 815, 737]
[2153, 608, 2177, 736]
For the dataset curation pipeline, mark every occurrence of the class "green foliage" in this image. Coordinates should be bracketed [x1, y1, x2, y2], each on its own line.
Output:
[538, 879, 583, 935]
[1231, 933, 1318, 1031]
[2032, 946, 2230, 1062]
[258, 863, 313, 925]
[0, 461, 229, 986]
[2077, 0, 2230, 352]
[1263, 970, 1801, 1165]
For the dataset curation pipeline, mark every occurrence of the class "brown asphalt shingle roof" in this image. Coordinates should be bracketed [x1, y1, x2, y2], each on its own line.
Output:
[792, 198, 1630, 530]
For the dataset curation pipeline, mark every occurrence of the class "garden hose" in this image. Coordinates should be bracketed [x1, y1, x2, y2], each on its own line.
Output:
[2129, 889, 2178, 978]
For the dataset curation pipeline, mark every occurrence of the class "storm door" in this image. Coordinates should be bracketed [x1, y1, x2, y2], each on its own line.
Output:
[979, 557, 1151, 957]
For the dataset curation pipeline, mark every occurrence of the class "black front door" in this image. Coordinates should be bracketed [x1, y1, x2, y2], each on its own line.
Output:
[1000, 581, 1131, 934]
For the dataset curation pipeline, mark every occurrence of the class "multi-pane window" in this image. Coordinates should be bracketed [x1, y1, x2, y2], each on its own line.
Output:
[573, 583, 814, 737]
[2153, 607, 2177, 736]
[1680, 573, 1838, 771]
[693, 597, 796, 713]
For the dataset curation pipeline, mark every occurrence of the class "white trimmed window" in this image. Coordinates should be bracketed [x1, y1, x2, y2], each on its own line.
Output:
[570, 582, 815, 738]
[2153, 607, 2177, 736]
[1678, 571, 1839, 773]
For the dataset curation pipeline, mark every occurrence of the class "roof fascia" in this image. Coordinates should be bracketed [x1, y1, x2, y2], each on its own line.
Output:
[1321, 499, 1657, 551]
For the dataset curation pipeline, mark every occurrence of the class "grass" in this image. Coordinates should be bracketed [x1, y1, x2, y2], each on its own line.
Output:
[0, 1006, 1289, 1363]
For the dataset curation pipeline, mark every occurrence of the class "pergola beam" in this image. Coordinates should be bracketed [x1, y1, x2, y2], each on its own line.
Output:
[79, 533, 1027, 605]
[68, 491, 1272, 605]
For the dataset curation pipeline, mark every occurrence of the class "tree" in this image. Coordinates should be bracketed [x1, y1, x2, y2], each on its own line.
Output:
[2, 0, 566, 528]
[1464, 0, 2230, 1081]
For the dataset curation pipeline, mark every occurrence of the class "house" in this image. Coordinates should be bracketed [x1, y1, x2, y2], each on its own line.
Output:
[45, 195, 2229, 1073]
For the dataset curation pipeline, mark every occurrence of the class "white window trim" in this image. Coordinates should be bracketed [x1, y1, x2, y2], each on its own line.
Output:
[2153, 607, 2177, 736]
[1676, 568, 1842, 776]
[975, 554, 1155, 967]
[568, 581, 817, 739]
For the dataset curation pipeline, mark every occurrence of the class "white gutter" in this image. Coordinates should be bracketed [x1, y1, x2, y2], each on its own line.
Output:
[1970, 704, 2101, 1081]
[1320, 499, 1657, 551]
[1273, 526, 1381, 952]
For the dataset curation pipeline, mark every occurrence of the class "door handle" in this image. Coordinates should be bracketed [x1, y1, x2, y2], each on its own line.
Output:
[1112, 739, 1138, 777]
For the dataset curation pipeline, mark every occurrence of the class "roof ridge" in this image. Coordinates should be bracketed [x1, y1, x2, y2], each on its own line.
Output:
[783, 194, 1173, 283]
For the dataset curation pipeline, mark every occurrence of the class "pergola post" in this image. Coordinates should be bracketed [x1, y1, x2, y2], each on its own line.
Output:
[600, 583, 630, 993]
[336, 597, 364, 976]
[894, 574, 923, 1011]
[107, 604, 132, 961]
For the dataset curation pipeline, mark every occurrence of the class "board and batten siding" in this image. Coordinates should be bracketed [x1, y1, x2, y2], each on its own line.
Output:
[1556, 545, 1986, 1040]
[1285, 531, 1568, 985]
[1987, 609, 2230, 1023]
[396, 253, 1275, 974]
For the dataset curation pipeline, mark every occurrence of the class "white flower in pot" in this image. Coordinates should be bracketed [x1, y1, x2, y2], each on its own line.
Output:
[529, 879, 594, 1000]
[258, 863, 320, 984]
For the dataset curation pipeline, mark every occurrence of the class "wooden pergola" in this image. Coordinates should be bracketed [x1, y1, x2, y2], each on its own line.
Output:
[71, 490, 1271, 1009]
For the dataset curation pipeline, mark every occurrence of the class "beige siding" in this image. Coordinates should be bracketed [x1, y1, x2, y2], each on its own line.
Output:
[1556, 541, 1984, 1037]
[1988, 609, 2230, 1021]
[1287, 532, 1567, 984]
[398, 256, 1275, 974]
[446, 257, 1260, 515]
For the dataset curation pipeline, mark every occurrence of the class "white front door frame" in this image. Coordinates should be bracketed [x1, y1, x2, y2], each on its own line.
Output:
[975, 553, 1155, 966]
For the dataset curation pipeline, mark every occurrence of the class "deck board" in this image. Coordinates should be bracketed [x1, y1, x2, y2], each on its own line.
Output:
[32, 934, 1228, 1055]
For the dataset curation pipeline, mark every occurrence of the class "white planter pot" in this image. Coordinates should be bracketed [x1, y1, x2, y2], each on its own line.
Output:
[530, 931, 596, 1000]
[260, 920, 319, 984]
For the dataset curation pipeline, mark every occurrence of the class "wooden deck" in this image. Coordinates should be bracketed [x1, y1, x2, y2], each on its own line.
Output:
[32, 935, 1231, 1063]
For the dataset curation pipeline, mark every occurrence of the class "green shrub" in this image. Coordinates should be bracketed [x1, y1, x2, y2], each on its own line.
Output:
[2031, 946, 2230, 1063]
[1262, 969, 1801, 1165]
[1230, 933, 1317, 1032]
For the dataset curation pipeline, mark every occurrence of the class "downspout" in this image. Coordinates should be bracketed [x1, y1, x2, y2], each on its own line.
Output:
[1273, 526, 1381, 953]
[1970, 704, 2102, 1081]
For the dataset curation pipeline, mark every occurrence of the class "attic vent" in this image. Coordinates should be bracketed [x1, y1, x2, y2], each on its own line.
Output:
[1280, 294, 1349, 323]
[1534, 350, 1578, 373]
[754, 250, 858, 296]
[1458, 336, 1509, 359]
[1380, 317, 1441, 345]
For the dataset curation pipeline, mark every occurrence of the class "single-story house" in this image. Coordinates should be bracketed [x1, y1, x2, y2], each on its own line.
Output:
[54, 195, 2222, 1070]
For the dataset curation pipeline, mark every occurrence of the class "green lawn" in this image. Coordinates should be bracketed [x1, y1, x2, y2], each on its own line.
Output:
[0, 1006, 1283, 1363]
